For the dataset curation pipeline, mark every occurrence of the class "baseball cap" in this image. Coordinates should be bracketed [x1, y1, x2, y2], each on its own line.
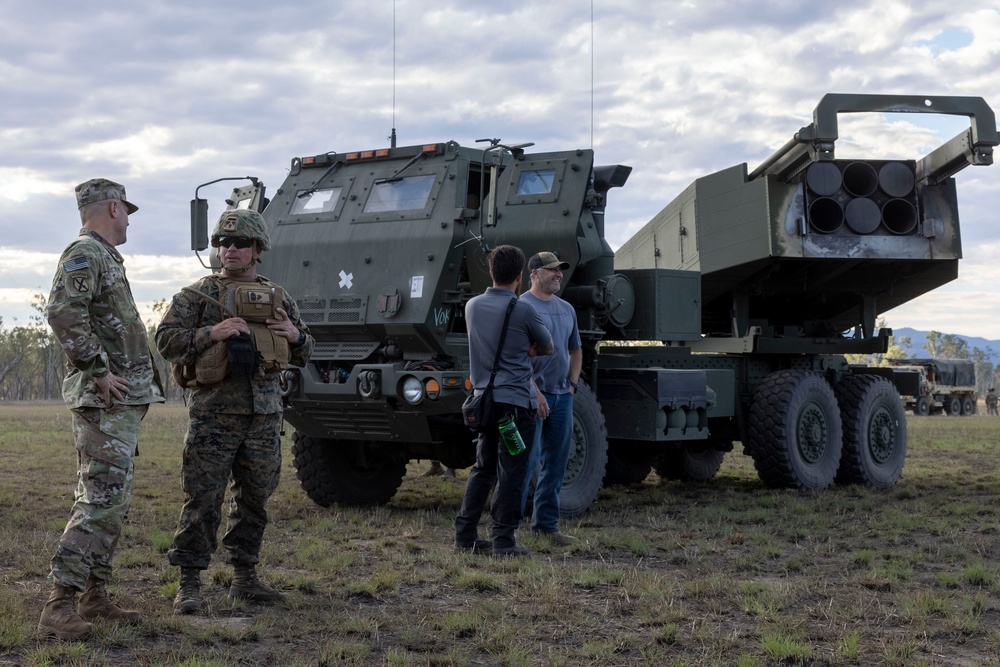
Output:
[75, 178, 139, 214]
[528, 251, 570, 271]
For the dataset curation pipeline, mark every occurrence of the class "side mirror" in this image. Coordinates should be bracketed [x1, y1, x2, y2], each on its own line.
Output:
[190, 198, 209, 251]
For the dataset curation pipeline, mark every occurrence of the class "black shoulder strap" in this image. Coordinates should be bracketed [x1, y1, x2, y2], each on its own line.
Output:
[486, 298, 517, 389]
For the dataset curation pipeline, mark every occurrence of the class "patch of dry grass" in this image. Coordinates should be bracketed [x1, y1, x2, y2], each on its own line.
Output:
[3, 403, 1000, 665]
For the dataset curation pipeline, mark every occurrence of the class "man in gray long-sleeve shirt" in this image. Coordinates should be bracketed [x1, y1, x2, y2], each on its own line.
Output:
[455, 245, 552, 557]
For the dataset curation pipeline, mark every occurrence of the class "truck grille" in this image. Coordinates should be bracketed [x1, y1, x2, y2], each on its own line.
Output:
[301, 405, 391, 438]
[295, 296, 368, 324]
[312, 341, 380, 361]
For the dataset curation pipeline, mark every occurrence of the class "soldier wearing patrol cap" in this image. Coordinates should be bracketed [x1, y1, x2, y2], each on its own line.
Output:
[39, 178, 164, 640]
[155, 208, 314, 615]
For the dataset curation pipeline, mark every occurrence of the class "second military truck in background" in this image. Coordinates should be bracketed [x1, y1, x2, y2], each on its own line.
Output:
[190, 93, 996, 514]
[889, 358, 978, 416]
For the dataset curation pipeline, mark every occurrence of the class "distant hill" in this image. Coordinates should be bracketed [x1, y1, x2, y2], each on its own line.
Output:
[893, 327, 1000, 360]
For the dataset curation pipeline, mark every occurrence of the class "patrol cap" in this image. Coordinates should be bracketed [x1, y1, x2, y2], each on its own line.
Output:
[75, 178, 138, 214]
[528, 251, 570, 271]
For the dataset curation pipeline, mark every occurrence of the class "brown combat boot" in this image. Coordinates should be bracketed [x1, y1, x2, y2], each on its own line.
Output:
[37, 584, 93, 640]
[229, 565, 286, 603]
[77, 577, 141, 624]
[173, 567, 202, 615]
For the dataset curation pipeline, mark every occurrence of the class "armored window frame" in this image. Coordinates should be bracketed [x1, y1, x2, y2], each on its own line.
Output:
[279, 176, 355, 224]
[504, 159, 568, 205]
[290, 186, 344, 216]
[353, 171, 442, 222]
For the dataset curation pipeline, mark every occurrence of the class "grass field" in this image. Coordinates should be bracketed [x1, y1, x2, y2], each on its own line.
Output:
[2, 402, 1000, 666]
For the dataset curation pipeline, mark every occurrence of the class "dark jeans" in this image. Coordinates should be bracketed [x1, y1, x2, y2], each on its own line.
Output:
[455, 402, 536, 549]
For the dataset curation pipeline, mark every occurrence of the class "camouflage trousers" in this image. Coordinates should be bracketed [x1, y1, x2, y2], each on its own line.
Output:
[49, 404, 148, 590]
[167, 411, 283, 570]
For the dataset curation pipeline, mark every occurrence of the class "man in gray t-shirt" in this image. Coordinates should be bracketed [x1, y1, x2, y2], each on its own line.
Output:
[520, 252, 582, 545]
[455, 245, 552, 557]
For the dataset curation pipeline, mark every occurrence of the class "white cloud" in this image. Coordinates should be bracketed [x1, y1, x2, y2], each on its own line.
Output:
[1, 0, 999, 345]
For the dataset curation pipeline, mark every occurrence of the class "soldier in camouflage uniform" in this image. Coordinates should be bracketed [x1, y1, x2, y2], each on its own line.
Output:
[39, 179, 164, 640]
[155, 209, 313, 614]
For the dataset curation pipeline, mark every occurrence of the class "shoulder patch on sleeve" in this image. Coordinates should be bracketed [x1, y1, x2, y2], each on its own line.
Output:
[63, 256, 90, 272]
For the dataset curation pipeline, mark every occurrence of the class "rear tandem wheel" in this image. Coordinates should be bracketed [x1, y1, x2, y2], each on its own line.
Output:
[834, 375, 907, 488]
[747, 370, 843, 491]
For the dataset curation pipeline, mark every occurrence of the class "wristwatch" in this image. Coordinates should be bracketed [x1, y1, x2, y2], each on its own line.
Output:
[569, 381, 579, 391]
[295, 330, 306, 346]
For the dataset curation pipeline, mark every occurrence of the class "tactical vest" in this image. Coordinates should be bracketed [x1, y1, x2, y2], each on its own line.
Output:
[172, 276, 292, 388]
[221, 278, 291, 373]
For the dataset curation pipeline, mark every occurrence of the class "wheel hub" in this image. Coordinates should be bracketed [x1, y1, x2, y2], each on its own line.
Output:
[868, 407, 895, 464]
[797, 402, 827, 464]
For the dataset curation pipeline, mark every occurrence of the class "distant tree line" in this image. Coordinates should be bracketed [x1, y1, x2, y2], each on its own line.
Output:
[0, 294, 185, 402]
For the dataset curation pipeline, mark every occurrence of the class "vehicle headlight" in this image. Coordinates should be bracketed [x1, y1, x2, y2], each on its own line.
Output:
[401, 376, 424, 405]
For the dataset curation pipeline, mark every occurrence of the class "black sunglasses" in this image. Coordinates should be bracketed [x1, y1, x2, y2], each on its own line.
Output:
[217, 237, 254, 249]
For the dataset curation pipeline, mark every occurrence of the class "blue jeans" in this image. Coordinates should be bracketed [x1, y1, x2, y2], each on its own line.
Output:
[521, 391, 573, 534]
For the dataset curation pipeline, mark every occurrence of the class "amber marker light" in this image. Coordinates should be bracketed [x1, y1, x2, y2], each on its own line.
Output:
[424, 378, 441, 400]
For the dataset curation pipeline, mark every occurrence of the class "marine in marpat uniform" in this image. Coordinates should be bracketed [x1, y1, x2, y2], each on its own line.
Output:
[155, 209, 313, 615]
[40, 178, 165, 640]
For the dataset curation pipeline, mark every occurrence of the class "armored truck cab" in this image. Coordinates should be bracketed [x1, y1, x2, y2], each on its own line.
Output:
[198, 140, 639, 512]
[191, 93, 996, 511]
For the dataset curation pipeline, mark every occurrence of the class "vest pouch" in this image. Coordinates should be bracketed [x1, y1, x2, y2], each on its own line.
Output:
[250, 326, 290, 372]
[228, 283, 281, 323]
[194, 340, 230, 385]
[172, 362, 199, 389]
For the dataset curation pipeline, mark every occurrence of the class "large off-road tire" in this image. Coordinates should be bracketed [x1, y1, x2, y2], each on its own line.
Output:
[914, 396, 930, 416]
[654, 442, 726, 482]
[945, 396, 962, 416]
[603, 439, 655, 485]
[834, 375, 907, 489]
[291, 432, 407, 507]
[747, 370, 843, 490]
[559, 381, 608, 517]
[961, 396, 976, 416]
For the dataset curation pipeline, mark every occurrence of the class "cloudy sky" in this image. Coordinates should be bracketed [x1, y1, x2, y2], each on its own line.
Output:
[3, 1, 1000, 342]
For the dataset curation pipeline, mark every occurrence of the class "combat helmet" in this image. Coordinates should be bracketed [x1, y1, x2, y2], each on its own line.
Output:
[211, 209, 271, 251]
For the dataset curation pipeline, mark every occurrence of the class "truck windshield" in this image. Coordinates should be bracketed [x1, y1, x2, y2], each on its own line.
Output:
[516, 169, 556, 195]
[363, 175, 436, 213]
[291, 187, 342, 215]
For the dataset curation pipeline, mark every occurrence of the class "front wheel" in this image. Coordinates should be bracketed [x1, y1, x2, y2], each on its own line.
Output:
[914, 396, 930, 416]
[835, 375, 907, 489]
[747, 370, 843, 490]
[559, 381, 608, 517]
[291, 432, 408, 507]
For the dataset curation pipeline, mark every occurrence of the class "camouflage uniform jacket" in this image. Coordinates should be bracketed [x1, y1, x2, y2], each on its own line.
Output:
[47, 229, 164, 409]
[155, 273, 314, 415]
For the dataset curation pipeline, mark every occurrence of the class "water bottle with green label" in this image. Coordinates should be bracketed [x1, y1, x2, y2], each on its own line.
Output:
[497, 413, 526, 455]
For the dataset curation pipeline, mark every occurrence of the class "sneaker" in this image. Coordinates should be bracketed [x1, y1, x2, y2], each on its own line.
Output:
[455, 536, 492, 555]
[492, 543, 531, 558]
[536, 531, 576, 546]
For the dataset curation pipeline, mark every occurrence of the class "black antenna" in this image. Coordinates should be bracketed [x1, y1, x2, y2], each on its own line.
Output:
[389, 0, 397, 148]
[591, 0, 594, 149]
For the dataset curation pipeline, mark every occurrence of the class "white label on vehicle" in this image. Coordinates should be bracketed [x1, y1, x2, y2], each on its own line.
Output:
[411, 275, 424, 298]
